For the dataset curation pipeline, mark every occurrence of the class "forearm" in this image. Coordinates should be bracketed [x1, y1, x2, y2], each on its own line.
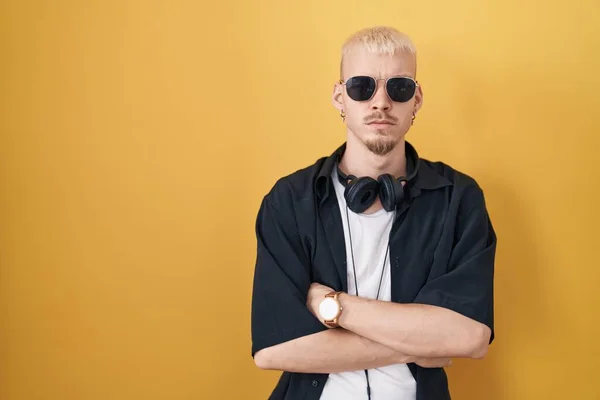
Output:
[254, 328, 416, 373]
[338, 294, 490, 359]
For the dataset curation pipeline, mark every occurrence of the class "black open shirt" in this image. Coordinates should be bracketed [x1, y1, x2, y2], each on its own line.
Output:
[251, 141, 496, 400]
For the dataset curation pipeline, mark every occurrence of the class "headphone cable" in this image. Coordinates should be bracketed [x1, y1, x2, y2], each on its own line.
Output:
[345, 205, 390, 400]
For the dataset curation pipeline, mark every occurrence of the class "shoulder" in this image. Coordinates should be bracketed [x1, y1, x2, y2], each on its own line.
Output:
[260, 155, 328, 211]
[423, 157, 481, 187]
[419, 157, 487, 209]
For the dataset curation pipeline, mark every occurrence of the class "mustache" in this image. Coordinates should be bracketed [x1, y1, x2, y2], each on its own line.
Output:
[363, 112, 398, 124]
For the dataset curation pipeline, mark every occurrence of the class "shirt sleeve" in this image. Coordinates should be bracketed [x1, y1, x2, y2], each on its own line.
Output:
[250, 194, 327, 358]
[413, 183, 497, 343]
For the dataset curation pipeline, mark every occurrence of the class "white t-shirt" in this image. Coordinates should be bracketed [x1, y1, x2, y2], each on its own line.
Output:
[319, 167, 417, 400]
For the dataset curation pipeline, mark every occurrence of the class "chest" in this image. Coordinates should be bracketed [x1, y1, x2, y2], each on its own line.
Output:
[307, 193, 451, 304]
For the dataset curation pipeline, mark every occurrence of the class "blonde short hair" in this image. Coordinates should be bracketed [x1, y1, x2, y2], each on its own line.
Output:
[340, 26, 417, 78]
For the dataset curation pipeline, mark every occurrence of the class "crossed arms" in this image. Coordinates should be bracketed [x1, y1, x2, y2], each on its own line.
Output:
[254, 283, 491, 373]
[250, 185, 496, 374]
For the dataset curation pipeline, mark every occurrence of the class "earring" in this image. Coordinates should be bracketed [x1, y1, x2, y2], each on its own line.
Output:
[411, 112, 416, 125]
[340, 110, 346, 122]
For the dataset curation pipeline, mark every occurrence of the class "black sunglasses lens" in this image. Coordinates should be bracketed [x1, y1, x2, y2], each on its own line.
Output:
[345, 76, 376, 101]
[387, 78, 416, 102]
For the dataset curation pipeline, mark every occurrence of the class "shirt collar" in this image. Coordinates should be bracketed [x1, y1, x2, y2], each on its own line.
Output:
[314, 140, 452, 203]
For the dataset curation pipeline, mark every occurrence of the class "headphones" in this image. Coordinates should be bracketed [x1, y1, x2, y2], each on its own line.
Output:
[336, 165, 407, 214]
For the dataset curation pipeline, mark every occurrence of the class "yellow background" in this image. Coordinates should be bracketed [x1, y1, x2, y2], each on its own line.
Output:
[1, 1, 599, 399]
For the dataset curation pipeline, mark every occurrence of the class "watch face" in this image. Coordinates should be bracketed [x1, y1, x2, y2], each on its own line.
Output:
[319, 297, 339, 320]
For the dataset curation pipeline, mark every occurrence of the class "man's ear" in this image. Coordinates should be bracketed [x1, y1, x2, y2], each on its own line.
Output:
[414, 82, 424, 114]
[332, 81, 345, 112]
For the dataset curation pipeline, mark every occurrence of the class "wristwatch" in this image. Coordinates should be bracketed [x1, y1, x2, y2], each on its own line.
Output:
[318, 291, 343, 328]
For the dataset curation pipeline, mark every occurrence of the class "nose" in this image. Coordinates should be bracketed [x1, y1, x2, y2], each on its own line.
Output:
[370, 79, 391, 111]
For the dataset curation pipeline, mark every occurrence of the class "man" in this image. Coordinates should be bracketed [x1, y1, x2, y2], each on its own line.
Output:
[250, 26, 496, 400]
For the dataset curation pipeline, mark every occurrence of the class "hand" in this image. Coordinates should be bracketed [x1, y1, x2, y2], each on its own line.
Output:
[413, 357, 452, 368]
[306, 282, 334, 326]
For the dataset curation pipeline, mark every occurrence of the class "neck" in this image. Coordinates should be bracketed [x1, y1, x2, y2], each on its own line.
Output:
[339, 134, 407, 180]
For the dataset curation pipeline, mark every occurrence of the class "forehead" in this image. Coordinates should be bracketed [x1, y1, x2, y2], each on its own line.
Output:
[342, 46, 416, 80]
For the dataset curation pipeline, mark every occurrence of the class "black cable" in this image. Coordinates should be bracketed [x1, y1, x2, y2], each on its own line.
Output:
[345, 205, 390, 400]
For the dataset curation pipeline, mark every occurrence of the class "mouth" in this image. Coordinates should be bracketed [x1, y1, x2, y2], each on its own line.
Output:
[367, 120, 395, 127]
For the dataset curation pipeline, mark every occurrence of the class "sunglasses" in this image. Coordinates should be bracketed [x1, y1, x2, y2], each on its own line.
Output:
[339, 76, 419, 103]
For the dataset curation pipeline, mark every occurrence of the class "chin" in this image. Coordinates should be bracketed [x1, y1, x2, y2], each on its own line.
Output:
[364, 136, 399, 156]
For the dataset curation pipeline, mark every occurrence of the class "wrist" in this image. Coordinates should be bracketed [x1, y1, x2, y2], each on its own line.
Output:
[337, 292, 352, 328]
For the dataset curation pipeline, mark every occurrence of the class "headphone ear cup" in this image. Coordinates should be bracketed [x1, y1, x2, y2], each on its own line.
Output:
[378, 174, 406, 212]
[344, 177, 379, 213]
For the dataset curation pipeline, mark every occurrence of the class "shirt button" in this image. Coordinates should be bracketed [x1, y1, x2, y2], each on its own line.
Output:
[312, 380, 319, 387]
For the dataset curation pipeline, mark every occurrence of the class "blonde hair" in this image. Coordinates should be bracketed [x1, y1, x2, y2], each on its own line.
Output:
[340, 26, 417, 78]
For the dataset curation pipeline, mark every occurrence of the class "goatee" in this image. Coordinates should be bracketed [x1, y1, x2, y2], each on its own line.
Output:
[364, 137, 398, 156]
